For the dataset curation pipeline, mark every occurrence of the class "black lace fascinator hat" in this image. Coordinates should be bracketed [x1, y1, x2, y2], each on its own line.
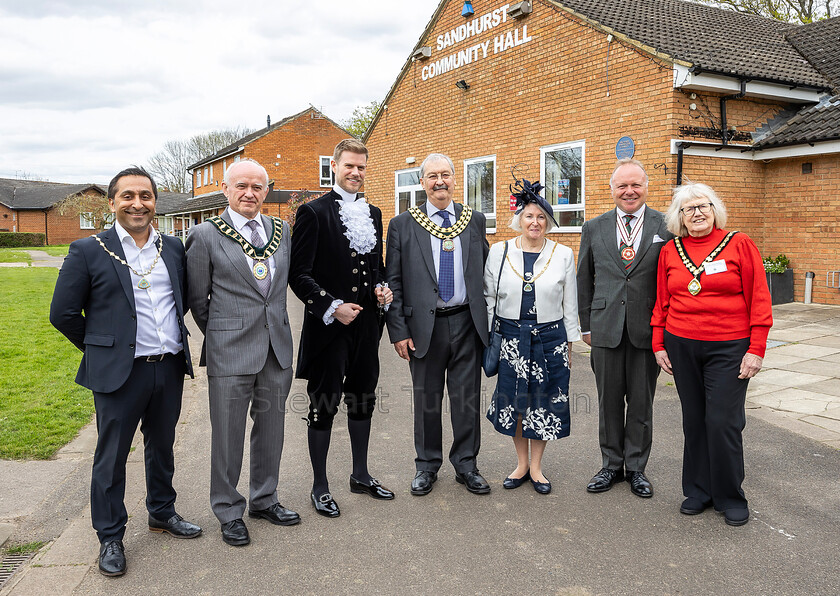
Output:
[510, 178, 559, 228]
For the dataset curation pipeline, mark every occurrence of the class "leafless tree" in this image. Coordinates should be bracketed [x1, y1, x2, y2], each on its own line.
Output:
[697, 0, 836, 23]
[54, 191, 114, 231]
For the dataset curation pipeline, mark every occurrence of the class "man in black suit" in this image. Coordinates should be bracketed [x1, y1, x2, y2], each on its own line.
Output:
[289, 139, 394, 518]
[386, 153, 490, 496]
[51, 167, 201, 577]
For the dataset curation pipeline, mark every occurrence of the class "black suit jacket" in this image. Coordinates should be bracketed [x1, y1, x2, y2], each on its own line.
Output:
[50, 227, 193, 394]
[289, 190, 385, 379]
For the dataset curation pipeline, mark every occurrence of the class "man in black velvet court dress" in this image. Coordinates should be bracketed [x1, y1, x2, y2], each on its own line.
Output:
[289, 138, 394, 518]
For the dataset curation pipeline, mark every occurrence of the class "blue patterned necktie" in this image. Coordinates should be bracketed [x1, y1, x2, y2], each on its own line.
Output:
[246, 220, 271, 297]
[437, 210, 454, 302]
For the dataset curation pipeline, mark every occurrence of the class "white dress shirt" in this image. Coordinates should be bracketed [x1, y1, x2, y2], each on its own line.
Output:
[424, 201, 467, 307]
[227, 208, 277, 280]
[113, 222, 182, 357]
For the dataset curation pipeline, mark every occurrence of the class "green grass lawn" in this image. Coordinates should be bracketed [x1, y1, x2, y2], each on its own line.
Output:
[0, 245, 69, 264]
[0, 268, 94, 459]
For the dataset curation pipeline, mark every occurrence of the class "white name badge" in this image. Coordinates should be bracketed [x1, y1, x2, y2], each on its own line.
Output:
[705, 259, 727, 275]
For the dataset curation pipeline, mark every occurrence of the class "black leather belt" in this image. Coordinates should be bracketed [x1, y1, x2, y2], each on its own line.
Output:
[136, 352, 177, 362]
[435, 304, 469, 317]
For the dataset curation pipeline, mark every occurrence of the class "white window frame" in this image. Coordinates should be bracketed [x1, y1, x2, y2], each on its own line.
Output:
[156, 216, 175, 236]
[203, 167, 209, 186]
[394, 167, 424, 215]
[463, 155, 497, 234]
[209, 163, 214, 184]
[320, 156, 334, 187]
[80, 212, 95, 230]
[540, 140, 586, 233]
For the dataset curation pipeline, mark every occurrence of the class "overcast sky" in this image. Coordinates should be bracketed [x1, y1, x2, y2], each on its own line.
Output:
[0, 0, 441, 184]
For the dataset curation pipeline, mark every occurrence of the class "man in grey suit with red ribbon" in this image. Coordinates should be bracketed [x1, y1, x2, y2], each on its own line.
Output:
[386, 153, 490, 497]
[186, 159, 298, 547]
[577, 158, 672, 498]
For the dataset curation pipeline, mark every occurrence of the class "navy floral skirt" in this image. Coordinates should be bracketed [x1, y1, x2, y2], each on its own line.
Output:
[486, 318, 571, 440]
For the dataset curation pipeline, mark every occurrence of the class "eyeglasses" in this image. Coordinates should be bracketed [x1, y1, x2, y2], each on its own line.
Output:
[424, 173, 452, 182]
[680, 203, 713, 216]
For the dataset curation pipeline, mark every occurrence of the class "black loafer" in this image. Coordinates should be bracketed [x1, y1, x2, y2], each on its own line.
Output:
[680, 497, 711, 515]
[503, 470, 531, 489]
[455, 470, 491, 494]
[148, 513, 202, 538]
[98, 539, 126, 577]
[220, 519, 250, 546]
[626, 471, 653, 498]
[311, 492, 340, 518]
[350, 476, 395, 500]
[531, 476, 551, 495]
[724, 508, 750, 526]
[586, 468, 624, 493]
[248, 503, 301, 526]
[411, 471, 437, 496]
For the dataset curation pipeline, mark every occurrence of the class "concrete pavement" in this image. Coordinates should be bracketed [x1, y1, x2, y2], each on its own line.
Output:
[1, 295, 838, 595]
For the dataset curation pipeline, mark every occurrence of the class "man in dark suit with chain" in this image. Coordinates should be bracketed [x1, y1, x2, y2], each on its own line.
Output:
[51, 167, 201, 577]
[577, 158, 672, 498]
[386, 153, 490, 496]
[290, 139, 394, 518]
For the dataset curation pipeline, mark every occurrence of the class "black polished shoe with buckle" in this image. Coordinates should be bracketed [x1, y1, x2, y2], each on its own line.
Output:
[455, 470, 491, 494]
[311, 492, 340, 518]
[220, 519, 250, 546]
[98, 539, 126, 577]
[350, 476, 395, 500]
[148, 513, 202, 538]
[586, 467, 624, 493]
[410, 471, 438, 496]
[626, 470, 653, 498]
[248, 503, 301, 526]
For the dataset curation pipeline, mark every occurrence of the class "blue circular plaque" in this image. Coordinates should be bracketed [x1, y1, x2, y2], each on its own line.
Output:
[615, 136, 635, 159]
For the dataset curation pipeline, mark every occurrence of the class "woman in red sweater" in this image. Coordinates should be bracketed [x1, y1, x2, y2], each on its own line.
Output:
[651, 182, 772, 527]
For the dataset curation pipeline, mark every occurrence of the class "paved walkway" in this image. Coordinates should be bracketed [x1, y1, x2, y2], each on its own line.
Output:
[0, 251, 65, 269]
[1, 298, 838, 595]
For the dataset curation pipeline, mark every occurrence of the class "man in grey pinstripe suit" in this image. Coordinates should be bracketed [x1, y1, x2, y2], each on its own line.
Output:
[186, 159, 298, 547]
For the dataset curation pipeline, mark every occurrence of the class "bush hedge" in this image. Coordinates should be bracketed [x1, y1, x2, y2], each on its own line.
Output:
[0, 232, 46, 247]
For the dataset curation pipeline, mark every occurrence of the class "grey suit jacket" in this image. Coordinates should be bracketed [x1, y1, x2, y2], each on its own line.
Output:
[386, 202, 489, 359]
[185, 208, 293, 376]
[577, 207, 672, 350]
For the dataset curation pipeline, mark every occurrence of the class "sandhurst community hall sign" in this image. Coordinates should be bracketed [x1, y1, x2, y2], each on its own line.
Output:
[421, 3, 534, 81]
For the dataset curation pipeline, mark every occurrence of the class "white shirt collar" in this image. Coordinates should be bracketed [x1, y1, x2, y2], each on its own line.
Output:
[425, 201, 455, 217]
[114, 221, 158, 249]
[333, 184, 359, 203]
[616, 204, 646, 220]
[227, 208, 263, 234]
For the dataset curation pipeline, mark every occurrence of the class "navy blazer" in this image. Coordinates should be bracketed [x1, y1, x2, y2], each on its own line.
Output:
[50, 227, 193, 394]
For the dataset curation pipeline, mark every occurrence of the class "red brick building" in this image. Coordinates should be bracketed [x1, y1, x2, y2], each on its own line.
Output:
[364, 0, 840, 305]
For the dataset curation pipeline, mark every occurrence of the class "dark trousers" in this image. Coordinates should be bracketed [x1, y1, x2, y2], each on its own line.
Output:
[409, 309, 483, 474]
[665, 331, 750, 511]
[590, 327, 659, 472]
[306, 303, 380, 430]
[91, 354, 184, 543]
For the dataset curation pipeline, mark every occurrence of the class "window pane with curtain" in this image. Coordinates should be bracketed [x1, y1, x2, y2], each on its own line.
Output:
[465, 157, 496, 232]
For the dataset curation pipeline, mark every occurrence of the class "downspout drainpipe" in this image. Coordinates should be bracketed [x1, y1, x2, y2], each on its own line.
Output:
[676, 142, 688, 185]
[720, 79, 747, 145]
[43, 209, 49, 246]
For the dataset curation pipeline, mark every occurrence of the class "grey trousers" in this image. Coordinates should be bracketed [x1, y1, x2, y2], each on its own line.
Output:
[409, 310, 483, 474]
[590, 328, 660, 472]
[208, 348, 291, 523]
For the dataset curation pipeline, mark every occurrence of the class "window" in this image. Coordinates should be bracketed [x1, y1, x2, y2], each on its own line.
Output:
[320, 156, 334, 187]
[194, 171, 200, 188]
[157, 216, 174, 236]
[394, 168, 426, 215]
[80, 212, 95, 229]
[540, 140, 585, 232]
[464, 156, 496, 233]
[203, 167, 209, 186]
[209, 164, 214, 184]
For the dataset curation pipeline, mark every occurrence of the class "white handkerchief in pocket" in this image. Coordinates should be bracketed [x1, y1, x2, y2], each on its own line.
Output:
[652, 234, 666, 243]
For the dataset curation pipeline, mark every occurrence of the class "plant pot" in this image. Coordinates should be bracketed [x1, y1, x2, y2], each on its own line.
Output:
[766, 269, 794, 305]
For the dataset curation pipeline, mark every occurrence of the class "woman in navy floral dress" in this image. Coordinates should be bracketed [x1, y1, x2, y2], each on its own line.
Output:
[484, 180, 581, 494]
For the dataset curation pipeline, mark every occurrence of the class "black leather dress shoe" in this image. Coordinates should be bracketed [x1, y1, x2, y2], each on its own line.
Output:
[248, 503, 301, 526]
[220, 519, 250, 546]
[626, 471, 653, 498]
[503, 470, 530, 489]
[455, 470, 491, 494]
[350, 476, 395, 500]
[98, 539, 126, 577]
[311, 492, 340, 518]
[724, 508, 750, 526]
[680, 497, 711, 515]
[586, 468, 624, 493]
[411, 471, 437, 496]
[531, 476, 551, 495]
[148, 513, 202, 538]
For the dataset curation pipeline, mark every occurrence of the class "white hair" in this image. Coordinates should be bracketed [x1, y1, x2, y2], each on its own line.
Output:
[224, 158, 269, 187]
[665, 182, 728, 237]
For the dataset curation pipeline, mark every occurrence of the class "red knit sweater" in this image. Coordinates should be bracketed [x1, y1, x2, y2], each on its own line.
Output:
[651, 228, 773, 357]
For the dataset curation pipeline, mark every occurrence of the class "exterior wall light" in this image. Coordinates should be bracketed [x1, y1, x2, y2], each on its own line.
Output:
[462, 1, 474, 17]
[455, 80, 470, 90]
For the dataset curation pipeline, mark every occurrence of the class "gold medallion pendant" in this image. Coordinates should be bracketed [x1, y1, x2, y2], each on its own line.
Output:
[138, 278, 151, 290]
[621, 246, 636, 261]
[523, 283, 533, 293]
[253, 261, 269, 280]
[687, 278, 702, 296]
[442, 238, 455, 252]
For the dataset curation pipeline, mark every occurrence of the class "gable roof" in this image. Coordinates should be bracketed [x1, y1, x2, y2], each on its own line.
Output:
[187, 107, 352, 171]
[785, 16, 840, 92]
[0, 178, 105, 210]
[753, 94, 840, 148]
